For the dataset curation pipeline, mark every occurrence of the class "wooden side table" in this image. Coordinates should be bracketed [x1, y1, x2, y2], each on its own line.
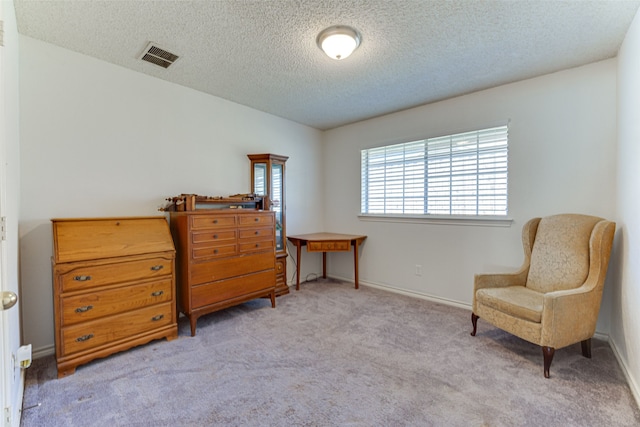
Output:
[287, 233, 367, 290]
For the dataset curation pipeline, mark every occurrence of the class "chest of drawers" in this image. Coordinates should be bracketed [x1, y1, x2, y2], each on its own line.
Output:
[51, 217, 178, 377]
[170, 210, 276, 336]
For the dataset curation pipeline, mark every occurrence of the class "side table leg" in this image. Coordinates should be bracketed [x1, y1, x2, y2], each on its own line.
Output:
[295, 243, 302, 291]
[322, 252, 327, 279]
[353, 241, 360, 289]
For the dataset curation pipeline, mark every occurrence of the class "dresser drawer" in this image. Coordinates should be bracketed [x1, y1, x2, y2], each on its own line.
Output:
[192, 244, 237, 260]
[190, 215, 236, 230]
[307, 241, 351, 252]
[192, 229, 236, 245]
[190, 251, 274, 285]
[61, 302, 174, 356]
[238, 227, 273, 240]
[239, 239, 274, 254]
[238, 214, 274, 227]
[59, 257, 173, 292]
[61, 278, 173, 326]
[191, 270, 275, 308]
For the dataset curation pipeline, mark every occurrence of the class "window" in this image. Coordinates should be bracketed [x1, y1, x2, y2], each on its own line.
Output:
[361, 125, 508, 216]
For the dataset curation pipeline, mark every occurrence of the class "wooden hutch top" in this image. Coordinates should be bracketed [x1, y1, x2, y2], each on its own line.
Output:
[160, 193, 264, 212]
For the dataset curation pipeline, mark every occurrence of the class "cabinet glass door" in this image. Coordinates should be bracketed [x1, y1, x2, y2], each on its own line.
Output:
[248, 153, 289, 296]
[248, 153, 288, 256]
[253, 163, 267, 196]
[272, 163, 283, 250]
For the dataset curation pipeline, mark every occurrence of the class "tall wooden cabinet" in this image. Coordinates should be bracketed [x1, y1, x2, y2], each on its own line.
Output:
[170, 209, 277, 336]
[248, 153, 289, 296]
[51, 217, 178, 378]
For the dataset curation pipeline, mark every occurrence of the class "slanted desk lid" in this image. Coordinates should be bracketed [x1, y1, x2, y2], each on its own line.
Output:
[52, 217, 175, 263]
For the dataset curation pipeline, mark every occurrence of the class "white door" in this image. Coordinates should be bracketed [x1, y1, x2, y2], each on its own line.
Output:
[0, 1, 24, 426]
[0, 218, 21, 427]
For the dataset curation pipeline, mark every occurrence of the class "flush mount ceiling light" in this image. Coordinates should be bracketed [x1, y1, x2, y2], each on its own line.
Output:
[316, 25, 361, 60]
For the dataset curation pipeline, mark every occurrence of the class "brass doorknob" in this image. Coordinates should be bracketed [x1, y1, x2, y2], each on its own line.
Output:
[2, 291, 18, 310]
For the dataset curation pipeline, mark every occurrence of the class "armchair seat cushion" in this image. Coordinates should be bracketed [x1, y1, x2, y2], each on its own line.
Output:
[476, 286, 543, 323]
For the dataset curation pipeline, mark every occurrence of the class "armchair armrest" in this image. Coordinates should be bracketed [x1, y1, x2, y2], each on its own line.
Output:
[474, 269, 528, 291]
[541, 284, 601, 348]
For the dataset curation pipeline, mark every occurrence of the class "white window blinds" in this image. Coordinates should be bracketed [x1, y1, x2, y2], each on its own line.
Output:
[361, 125, 508, 216]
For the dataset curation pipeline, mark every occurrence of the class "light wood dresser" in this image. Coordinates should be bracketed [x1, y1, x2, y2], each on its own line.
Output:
[170, 209, 277, 336]
[51, 217, 178, 378]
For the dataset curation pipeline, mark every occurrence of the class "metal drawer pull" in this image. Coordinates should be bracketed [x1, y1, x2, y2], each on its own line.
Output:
[213, 249, 219, 254]
[213, 234, 218, 239]
[76, 334, 94, 342]
[254, 218, 260, 222]
[151, 314, 164, 322]
[255, 243, 260, 248]
[73, 275, 92, 282]
[151, 290, 164, 297]
[255, 231, 259, 235]
[150, 265, 164, 271]
[213, 219, 218, 224]
[75, 305, 93, 313]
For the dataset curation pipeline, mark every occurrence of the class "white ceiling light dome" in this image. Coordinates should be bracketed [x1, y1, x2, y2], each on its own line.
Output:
[317, 25, 361, 60]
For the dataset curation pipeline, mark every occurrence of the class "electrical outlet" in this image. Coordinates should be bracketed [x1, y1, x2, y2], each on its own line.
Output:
[415, 264, 422, 276]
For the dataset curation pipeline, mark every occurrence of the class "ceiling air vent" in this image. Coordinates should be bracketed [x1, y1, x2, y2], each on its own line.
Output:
[139, 42, 179, 69]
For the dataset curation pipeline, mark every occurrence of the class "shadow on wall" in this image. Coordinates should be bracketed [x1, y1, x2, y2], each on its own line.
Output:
[19, 221, 56, 352]
[607, 226, 628, 352]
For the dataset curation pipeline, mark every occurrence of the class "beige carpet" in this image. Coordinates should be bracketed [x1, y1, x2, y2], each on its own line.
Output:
[21, 279, 640, 426]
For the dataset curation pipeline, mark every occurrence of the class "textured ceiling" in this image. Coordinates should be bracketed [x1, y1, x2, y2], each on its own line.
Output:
[13, 0, 640, 130]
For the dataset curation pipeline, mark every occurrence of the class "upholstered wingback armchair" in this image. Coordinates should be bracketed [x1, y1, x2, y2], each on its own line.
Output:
[471, 214, 616, 378]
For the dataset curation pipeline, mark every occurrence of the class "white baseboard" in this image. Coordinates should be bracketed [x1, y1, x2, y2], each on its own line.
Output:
[328, 274, 472, 311]
[331, 275, 615, 338]
[608, 337, 640, 410]
[594, 331, 609, 342]
[31, 344, 55, 360]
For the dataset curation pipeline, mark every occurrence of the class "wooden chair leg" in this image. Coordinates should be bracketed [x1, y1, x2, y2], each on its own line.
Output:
[542, 346, 555, 378]
[581, 338, 592, 358]
[471, 313, 479, 336]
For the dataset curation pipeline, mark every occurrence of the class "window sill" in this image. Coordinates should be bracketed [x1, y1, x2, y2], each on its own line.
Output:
[358, 214, 514, 227]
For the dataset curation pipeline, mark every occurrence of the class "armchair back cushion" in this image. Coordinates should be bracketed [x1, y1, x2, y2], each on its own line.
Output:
[526, 214, 602, 293]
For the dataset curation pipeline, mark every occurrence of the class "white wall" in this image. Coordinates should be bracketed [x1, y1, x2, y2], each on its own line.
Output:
[323, 61, 618, 326]
[613, 8, 640, 404]
[18, 36, 324, 355]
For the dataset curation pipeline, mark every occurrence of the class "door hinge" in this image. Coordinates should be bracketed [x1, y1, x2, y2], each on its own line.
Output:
[0, 20, 4, 47]
[0, 217, 6, 241]
[3, 406, 10, 427]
